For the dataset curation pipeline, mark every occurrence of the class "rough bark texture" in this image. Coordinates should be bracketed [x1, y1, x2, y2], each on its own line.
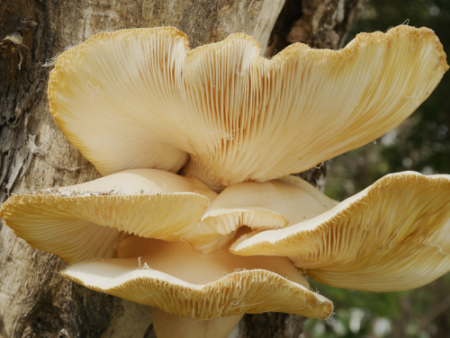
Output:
[267, 0, 367, 57]
[0, 1, 364, 337]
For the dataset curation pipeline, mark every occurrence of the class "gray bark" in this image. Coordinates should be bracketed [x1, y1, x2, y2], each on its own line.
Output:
[0, 1, 364, 337]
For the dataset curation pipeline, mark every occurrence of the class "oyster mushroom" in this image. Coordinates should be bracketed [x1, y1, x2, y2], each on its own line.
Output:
[48, 25, 448, 189]
[1, 24, 449, 338]
[0, 169, 216, 264]
[231, 172, 450, 292]
[0, 172, 333, 338]
[3, 171, 450, 337]
[185, 175, 338, 253]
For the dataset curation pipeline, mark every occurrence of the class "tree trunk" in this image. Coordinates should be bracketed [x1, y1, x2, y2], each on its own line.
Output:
[0, 0, 364, 337]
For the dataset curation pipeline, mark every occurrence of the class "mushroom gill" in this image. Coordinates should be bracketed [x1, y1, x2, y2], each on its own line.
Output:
[48, 25, 448, 188]
[231, 172, 450, 292]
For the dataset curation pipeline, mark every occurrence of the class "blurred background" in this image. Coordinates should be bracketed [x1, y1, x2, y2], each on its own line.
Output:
[303, 1, 450, 337]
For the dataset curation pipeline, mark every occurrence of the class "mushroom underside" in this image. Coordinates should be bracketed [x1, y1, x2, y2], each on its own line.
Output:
[231, 172, 450, 291]
[62, 237, 333, 321]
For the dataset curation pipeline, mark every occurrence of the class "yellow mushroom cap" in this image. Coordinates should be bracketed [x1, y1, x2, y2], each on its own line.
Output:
[0, 169, 216, 264]
[62, 236, 333, 320]
[185, 175, 337, 253]
[231, 172, 450, 292]
[49, 25, 448, 187]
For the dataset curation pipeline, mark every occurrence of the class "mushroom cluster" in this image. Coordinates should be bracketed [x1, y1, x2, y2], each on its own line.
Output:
[1, 25, 449, 338]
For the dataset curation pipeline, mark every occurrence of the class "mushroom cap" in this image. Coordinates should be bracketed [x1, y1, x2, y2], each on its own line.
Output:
[49, 25, 448, 187]
[231, 172, 450, 292]
[0, 169, 216, 264]
[62, 236, 333, 320]
[185, 175, 337, 253]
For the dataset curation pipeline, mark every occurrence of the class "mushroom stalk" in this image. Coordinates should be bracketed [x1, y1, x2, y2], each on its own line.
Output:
[152, 308, 243, 338]
[180, 158, 226, 192]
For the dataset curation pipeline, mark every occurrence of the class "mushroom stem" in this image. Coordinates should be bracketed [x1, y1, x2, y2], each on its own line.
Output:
[181, 159, 225, 192]
[152, 308, 243, 338]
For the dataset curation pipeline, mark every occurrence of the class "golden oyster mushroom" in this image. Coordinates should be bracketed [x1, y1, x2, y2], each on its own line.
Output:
[2, 24, 449, 338]
[49, 25, 447, 188]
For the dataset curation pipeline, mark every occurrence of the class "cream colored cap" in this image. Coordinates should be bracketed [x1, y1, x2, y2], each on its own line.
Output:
[0, 169, 216, 264]
[231, 172, 450, 292]
[49, 26, 448, 187]
[62, 236, 333, 320]
[185, 175, 337, 253]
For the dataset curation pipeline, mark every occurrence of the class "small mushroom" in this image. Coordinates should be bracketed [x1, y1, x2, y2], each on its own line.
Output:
[185, 175, 337, 253]
[49, 25, 447, 188]
[231, 172, 450, 292]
